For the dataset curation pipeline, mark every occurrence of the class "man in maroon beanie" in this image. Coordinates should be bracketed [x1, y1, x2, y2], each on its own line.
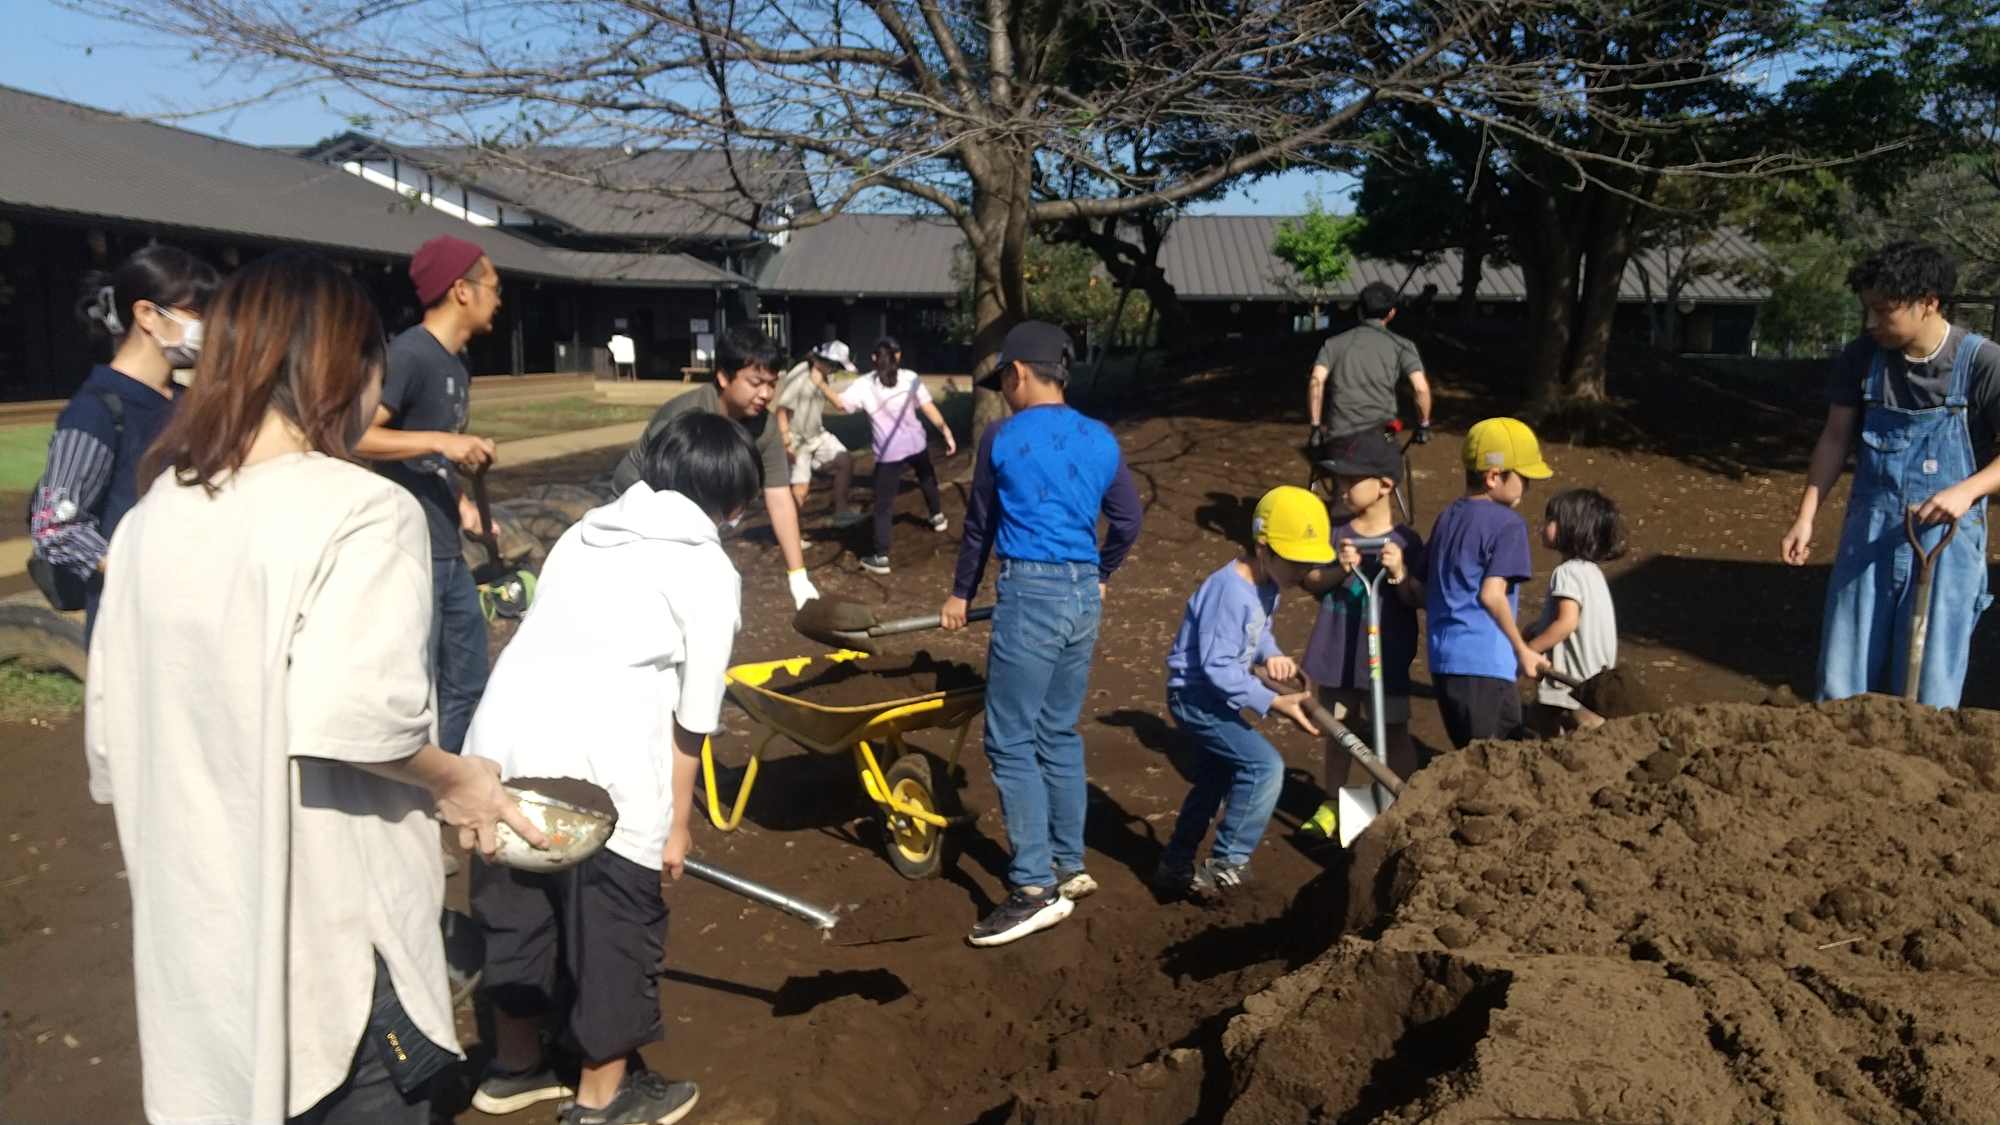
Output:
[355, 234, 503, 758]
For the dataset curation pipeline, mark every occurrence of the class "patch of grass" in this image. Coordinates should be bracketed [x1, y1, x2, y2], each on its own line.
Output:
[0, 425, 53, 492]
[0, 663, 84, 724]
[467, 396, 657, 442]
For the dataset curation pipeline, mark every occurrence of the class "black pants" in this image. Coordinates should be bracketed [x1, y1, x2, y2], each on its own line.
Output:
[470, 849, 668, 1064]
[872, 447, 941, 556]
[1433, 673, 1525, 749]
[288, 958, 432, 1125]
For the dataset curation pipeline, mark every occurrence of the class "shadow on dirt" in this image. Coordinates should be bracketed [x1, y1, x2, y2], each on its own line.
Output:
[1609, 555, 2000, 708]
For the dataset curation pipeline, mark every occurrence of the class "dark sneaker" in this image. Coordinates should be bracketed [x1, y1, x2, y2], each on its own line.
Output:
[1055, 868, 1098, 901]
[859, 554, 892, 574]
[967, 887, 1073, 947]
[1192, 858, 1252, 897]
[561, 1070, 700, 1125]
[1150, 861, 1196, 897]
[471, 1063, 573, 1115]
[929, 512, 949, 532]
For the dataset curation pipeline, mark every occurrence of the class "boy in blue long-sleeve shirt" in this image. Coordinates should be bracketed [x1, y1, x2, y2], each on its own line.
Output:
[1156, 486, 1332, 897]
[942, 321, 1144, 948]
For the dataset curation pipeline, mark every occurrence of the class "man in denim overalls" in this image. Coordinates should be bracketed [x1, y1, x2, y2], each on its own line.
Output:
[1782, 242, 2000, 707]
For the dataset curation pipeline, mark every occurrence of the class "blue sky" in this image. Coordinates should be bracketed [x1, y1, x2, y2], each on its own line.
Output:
[0, 0, 1355, 214]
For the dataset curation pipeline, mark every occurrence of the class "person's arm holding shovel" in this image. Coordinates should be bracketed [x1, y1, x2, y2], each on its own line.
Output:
[942, 423, 1003, 630]
[1479, 576, 1548, 680]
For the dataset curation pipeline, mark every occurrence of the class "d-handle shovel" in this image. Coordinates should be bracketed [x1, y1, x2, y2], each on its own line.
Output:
[1256, 668, 1404, 849]
[792, 597, 993, 655]
[1903, 505, 1958, 702]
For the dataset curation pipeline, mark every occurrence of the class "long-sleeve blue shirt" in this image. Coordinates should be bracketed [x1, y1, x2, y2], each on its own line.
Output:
[1165, 561, 1285, 715]
[951, 403, 1143, 600]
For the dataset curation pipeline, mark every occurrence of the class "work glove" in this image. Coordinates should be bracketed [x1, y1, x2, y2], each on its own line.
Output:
[788, 568, 820, 611]
[1414, 421, 1433, 445]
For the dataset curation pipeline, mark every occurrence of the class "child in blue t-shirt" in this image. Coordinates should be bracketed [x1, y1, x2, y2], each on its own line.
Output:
[1298, 434, 1426, 840]
[1155, 486, 1332, 898]
[1426, 418, 1554, 748]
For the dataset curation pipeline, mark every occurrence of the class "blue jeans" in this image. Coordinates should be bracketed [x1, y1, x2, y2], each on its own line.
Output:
[981, 559, 1102, 890]
[1162, 686, 1285, 871]
[431, 556, 490, 752]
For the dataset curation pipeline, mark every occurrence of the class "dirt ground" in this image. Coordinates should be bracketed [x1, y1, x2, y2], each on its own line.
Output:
[6, 320, 1998, 1123]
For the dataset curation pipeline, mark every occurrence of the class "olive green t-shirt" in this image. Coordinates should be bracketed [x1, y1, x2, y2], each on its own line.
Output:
[1314, 320, 1424, 438]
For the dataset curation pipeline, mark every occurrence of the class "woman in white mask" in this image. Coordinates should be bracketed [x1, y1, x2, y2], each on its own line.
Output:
[27, 244, 219, 637]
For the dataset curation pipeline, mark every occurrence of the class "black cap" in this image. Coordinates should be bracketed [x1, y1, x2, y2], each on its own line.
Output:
[976, 321, 1074, 389]
[1321, 433, 1404, 479]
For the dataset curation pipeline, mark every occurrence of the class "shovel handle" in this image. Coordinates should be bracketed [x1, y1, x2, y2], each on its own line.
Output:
[683, 857, 840, 931]
[871, 605, 994, 636]
[1254, 671, 1404, 795]
[469, 464, 499, 551]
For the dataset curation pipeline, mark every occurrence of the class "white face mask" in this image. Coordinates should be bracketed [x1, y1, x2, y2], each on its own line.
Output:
[143, 304, 203, 370]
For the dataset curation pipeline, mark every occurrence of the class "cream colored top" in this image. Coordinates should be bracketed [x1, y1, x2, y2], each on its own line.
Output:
[86, 452, 455, 1124]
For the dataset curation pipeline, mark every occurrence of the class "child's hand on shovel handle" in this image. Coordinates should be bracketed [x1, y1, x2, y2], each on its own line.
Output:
[1271, 691, 1321, 736]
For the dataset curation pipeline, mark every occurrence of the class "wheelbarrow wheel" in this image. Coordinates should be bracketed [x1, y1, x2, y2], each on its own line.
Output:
[880, 751, 959, 880]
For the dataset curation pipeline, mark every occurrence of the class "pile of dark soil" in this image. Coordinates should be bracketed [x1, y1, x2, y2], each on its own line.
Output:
[506, 776, 617, 819]
[760, 651, 982, 708]
[1223, 696, 2000, 1124]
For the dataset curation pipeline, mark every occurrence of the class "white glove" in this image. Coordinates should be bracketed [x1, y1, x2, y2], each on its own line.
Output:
[788, 568, 820, 610]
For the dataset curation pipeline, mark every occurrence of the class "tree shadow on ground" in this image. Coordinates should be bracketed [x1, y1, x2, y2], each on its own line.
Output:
[1194, 491, 1258, 550]
[1609, 555, 2000, 709]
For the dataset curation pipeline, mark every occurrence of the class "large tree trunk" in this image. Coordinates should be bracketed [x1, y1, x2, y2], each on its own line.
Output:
[1499, 171, 1580, 421]
[963, 155, 1037, 445]
[1559, 187, 1642, 414]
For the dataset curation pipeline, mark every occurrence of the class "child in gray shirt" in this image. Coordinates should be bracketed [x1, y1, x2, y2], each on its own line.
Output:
[1526, 489, 1625, 731]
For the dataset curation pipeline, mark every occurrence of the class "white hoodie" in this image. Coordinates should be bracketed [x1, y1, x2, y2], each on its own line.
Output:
[465, 482, 741, 870]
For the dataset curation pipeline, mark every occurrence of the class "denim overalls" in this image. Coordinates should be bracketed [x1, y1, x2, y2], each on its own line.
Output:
[1817, 333, 1993, 707]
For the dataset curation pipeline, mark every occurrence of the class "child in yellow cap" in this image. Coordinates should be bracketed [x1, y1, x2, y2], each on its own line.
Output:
[1155, 486, 1331, 898]
[1425, 417, 1553, 747]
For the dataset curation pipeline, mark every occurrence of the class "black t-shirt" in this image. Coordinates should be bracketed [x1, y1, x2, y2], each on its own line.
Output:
[378, 326, 471, 558]
[611, 383, 789, 495]
[1825, 326, 2000, 462]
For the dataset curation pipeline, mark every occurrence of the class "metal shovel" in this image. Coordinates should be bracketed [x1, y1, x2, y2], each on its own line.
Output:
[791, 597, 993, 655]
[468, 464, 533, 620]
[1332, 535, 1396, 847]
[1903, 505, 1958, 701]
[683, 857, 841, 931]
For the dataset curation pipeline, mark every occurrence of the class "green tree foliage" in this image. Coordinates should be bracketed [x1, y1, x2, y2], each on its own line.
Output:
[1270, 202, 1366, 315]
[949, 239, 1152, 344]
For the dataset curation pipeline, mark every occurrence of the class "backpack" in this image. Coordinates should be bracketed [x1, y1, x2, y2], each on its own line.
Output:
[26, 389, 124, 612]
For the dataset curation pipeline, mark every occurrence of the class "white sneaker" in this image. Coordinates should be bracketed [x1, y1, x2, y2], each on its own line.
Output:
[967, 888, 1073, 947]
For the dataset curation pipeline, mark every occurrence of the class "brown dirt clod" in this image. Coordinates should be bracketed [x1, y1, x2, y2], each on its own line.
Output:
[759, 651, 982, 708]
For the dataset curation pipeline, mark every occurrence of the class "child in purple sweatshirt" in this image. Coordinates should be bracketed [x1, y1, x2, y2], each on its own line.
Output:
[1155, 486, 1332, 897]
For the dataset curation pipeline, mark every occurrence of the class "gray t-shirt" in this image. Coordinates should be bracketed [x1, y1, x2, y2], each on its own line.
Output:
[612, 384, 789, 495]
[1314, 320, 1424, 438]
[1534, 558, 1617, 708]
[1825, 326, 2000, 462]
[774, 361, 831, 446]
[377, 326, 470, 558]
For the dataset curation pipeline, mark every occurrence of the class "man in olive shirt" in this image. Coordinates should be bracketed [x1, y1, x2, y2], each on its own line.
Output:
[1308, 281, 1433, 447]
[612, 326, 820, 608]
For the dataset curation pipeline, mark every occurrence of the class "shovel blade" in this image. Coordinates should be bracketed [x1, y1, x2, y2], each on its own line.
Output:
[792, 598, 881, 651]
[1336, 784, 1395, 848]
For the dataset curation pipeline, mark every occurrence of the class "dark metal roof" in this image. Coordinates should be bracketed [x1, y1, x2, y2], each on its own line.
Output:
[543, 249, 748, 288]
[749, 211, 1768, 304]
[755, 213, 962, 297]
[0, 86, 577, 279]
[304, 135, 808, 242]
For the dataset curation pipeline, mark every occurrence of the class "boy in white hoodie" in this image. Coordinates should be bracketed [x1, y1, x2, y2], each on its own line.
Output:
[463, 411, 761, 1125]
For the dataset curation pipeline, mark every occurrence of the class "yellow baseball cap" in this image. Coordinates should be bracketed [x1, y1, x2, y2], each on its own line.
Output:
[1251, 486, 1336, 563]
[1463, 417, 1553, 479]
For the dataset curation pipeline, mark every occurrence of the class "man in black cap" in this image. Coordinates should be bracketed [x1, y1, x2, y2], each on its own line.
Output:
[941, 321, 1144, 947]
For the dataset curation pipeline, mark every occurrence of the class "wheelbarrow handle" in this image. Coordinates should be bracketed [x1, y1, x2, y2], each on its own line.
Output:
[682, 857, 840, 931]
[870, 605, 995, 637]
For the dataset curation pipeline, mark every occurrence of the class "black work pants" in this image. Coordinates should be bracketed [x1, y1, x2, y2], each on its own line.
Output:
[872, 448, 941, 557]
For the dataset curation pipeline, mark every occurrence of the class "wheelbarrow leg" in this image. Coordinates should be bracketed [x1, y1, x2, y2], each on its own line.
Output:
[702, 729, 774, 831]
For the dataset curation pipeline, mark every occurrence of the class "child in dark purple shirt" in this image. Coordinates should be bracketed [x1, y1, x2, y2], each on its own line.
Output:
[1297, 435, 1426, 839]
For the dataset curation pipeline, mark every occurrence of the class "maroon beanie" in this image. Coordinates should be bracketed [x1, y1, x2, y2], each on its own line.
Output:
[409, 235, 488, 306]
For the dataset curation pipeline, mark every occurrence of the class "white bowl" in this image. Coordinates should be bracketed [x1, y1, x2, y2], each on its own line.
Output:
[493, 785, 616, 873]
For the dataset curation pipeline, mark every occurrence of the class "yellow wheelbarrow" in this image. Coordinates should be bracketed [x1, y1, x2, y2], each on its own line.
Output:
[703, 651, 983, 879]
